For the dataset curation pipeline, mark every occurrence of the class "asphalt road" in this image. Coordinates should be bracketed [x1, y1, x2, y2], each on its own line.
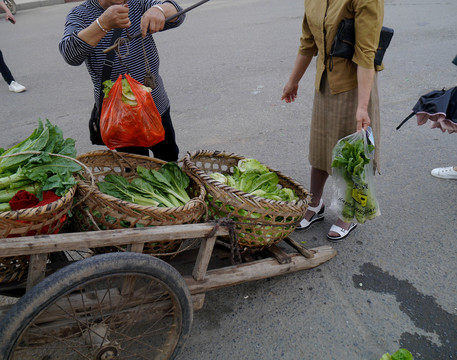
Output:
[0, 0, 456, 359]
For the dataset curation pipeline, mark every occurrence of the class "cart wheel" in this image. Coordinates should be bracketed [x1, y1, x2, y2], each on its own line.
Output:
[0, 252, 193, 360]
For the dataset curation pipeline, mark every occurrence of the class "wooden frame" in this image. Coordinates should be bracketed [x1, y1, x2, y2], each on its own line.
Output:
[0, 223, 336, 311]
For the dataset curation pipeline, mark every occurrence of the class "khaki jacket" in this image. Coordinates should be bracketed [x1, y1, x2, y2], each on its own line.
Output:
[299, 0, 384, 94]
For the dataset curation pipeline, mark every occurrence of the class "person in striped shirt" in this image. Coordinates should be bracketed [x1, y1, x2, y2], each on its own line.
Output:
[59, 0, 185, 161]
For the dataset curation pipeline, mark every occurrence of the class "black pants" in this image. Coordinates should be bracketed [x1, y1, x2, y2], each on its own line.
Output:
[117, 107, 179, 162]
[0, 50, 14, 85]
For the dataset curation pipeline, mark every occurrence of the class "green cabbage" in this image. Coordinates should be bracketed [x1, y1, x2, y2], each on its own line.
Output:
[209, 158, 298, 202]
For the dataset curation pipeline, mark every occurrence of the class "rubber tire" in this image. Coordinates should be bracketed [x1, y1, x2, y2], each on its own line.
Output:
[0, 252, 193, 360]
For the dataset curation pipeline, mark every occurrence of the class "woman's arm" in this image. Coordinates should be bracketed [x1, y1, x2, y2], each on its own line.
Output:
[356, 66, 375, 131]
[77, 4, 130, 47]
[281, 53, 313, 103]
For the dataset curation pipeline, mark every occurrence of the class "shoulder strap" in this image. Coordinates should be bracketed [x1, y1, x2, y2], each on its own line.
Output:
[97, 28, 123, 110]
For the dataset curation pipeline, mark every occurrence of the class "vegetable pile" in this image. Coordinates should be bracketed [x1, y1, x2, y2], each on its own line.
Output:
[331, 133, 379, 224]
[97, 163, 191, 208]
[209, 158, 298, 202]
[0, 120, 81, 212]
[103, 79, 152, 106]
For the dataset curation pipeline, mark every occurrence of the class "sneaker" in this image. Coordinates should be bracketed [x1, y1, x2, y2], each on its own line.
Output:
[430, 166, 457, 179]
[8, 81, 26, 93]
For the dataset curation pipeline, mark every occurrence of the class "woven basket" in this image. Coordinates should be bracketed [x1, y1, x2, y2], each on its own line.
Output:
[0, 185, 77, 284]
[183, 150, 311, 249]
[74, 150, 207, 256]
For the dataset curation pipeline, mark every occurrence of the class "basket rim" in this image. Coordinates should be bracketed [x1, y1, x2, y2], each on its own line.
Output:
[183, 149, 310, 207]
[76, 150, 206, 213]
[0, 185, 77, 219]
[76, 149, 167, 164]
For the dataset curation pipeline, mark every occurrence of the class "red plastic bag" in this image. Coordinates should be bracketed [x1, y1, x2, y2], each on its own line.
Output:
[100, 74, 165, 150]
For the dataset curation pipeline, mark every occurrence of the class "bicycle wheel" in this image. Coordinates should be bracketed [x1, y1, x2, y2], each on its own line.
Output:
[4, 0, 16, 15]
[0, 252, 193, 360]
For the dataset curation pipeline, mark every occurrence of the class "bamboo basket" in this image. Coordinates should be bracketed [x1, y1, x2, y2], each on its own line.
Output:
[74, 150, 207, 256]
[0, 185, 77, 284]
[183, 150, 311, 249]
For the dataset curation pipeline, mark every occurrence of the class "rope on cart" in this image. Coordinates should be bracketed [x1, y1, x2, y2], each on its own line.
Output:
[207, 218, 241, 264]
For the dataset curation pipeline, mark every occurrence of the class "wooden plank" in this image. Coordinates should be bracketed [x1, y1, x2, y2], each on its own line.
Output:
[127, 242, 145, 253]
[263, 244, 292, 264]
[192, 236, 217, 281]
[284, 237, 315, 259]
[192, 293, 206, 311]
[184, 245, 337, 294]
[26, 253, 48, 292]
[0, 223, 230, 257]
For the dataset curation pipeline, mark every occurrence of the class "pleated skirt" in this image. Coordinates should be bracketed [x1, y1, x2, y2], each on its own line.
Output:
[309, 72, 380, 175]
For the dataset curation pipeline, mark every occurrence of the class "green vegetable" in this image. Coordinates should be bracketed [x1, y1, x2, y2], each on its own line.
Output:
[97, 163, 192, 208]
[209, 158, 298, 202]
[136, 164, 191, 205]
[130, 177, 179, 208]
[97, 174, 160, 207]
[210, 172, 228, 184]
[380, 349, 413, 360]
[0, 120, 81, 211]
[332, 136, 377, 223]
[237, 158, 269, 174]
[102, 79, 152, 106]
[0, 183, 41, 204]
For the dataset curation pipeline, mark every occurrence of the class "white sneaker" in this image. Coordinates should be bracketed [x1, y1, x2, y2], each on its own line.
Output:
[430, 166, 457, 179]
[8, 81, 26, 93]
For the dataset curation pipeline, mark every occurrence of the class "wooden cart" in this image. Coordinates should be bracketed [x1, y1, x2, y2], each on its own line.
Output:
[0, 223, 336, 360]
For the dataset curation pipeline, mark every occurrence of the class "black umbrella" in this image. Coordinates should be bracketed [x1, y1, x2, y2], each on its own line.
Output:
[396, 86, 457, 133]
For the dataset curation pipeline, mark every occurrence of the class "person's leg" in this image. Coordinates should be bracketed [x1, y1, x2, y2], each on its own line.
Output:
[0, 49, 15, 85]
[304, 167, 328, 220]
[296, 167, 328, 230]
[149, 107, 179, 162]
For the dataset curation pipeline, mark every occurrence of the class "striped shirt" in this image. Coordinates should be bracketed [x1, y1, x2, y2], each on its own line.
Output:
[59, 0, 185, 115]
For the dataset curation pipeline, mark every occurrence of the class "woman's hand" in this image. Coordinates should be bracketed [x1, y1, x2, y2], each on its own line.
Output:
[99, 4, 130, 31]
[356, 106, 370, 131]
[281, 81, 299, 103]
[141, 7, 166, 36]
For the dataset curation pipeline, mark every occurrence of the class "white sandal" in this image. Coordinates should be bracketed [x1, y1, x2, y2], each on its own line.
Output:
[327, 222, 357, 242]
[296, 199, 325, 231]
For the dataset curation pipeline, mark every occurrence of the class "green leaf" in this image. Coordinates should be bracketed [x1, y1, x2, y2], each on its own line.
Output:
[0, 119, 50, 172]
[237, 158, 269, 174]
[391, 349, 413, 360]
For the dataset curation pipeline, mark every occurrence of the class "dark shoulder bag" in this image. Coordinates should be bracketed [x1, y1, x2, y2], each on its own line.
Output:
[88, 28, 122, 145]
[329, 18, 394, 71]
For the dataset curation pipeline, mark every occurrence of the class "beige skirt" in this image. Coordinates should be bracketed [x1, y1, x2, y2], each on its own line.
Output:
[308, 72, 380, 175]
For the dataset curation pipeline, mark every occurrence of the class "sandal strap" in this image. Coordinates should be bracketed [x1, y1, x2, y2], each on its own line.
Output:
[307, 198, 323, 213]
[328, 224, 350, 236]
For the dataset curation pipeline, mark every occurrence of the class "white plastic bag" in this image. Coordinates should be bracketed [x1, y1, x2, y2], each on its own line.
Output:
[331, 128, 380, 224]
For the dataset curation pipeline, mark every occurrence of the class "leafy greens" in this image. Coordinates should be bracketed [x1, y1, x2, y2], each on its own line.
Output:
[0, 119, 81, 211]
[97, 163, 192, 208]
[331, 134, 378, 224]
[209, 158, 298, 202]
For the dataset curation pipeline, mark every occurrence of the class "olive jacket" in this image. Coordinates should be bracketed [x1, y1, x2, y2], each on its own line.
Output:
[299, 0, 384, 94]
